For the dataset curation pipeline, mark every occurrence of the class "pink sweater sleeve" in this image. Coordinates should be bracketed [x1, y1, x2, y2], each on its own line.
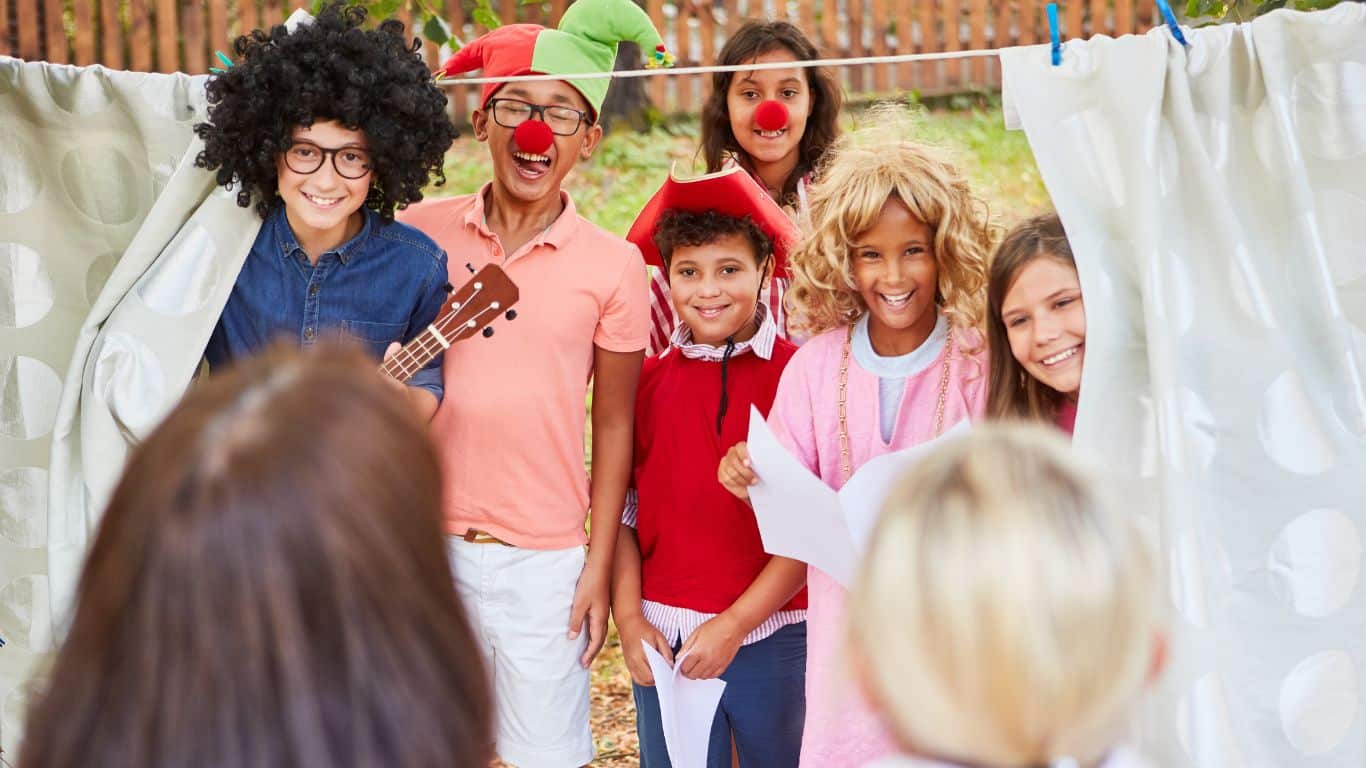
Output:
[766, 347, 821, 476]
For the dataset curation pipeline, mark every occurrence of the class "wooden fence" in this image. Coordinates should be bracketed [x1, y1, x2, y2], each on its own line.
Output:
[2, 0, 1161, 117]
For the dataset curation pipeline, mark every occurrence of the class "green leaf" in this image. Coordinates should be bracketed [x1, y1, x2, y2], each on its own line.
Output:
[472, 0, 502, 28]
[421, 13, 452, 44]
[1254, 0, 1289, 13]
[368, 0, 404, 20]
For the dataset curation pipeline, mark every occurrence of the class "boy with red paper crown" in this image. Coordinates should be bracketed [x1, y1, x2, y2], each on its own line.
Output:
[399, 1, 671, 765]
[613, 167, 808, 767]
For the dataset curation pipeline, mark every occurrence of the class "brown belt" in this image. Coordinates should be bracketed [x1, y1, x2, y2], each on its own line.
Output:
[462, 528, 513, 546]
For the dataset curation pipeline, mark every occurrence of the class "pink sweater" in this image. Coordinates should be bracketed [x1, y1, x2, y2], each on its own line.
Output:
[767, 323, 988, 768]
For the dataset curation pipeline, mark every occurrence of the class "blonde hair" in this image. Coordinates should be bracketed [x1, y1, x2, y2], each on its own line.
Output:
[786, 104, 996, 341]
[847, 424, 1161, 767]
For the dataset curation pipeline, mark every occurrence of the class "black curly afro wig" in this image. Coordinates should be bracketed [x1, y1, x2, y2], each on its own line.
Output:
[194, 2, 456, 222]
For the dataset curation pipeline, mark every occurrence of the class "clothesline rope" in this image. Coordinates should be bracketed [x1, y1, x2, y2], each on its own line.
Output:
[438, 46, 1009, 86]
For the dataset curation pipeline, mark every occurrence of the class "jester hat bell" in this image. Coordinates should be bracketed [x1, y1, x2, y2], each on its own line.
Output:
[628, 165, 799, 279]
[438, 0, 673, 117]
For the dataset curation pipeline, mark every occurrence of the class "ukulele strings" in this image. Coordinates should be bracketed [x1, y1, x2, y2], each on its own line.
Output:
[384, 278, 505, 380]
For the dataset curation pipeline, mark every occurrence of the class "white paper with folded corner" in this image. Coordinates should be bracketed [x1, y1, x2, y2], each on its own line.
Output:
[746, 405, 971, 586]
[642, 642, 727, 768]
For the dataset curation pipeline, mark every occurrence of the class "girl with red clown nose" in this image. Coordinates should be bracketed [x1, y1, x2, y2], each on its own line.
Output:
[646, 21, 845, 354]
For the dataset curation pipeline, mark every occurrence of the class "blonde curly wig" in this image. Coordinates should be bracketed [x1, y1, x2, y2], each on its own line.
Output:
[786, 105, 997, 341]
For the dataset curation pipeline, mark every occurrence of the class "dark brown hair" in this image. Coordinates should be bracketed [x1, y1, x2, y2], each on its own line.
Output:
[699, 21, 843, 206]
[986, 213, 1078, 422]
[654, 209, 773, 269]
[20, 342, 491, 768]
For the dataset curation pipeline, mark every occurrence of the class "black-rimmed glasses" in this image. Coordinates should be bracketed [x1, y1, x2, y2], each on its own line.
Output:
[488, 98, 590, 136]
[283, 141, 374, 179]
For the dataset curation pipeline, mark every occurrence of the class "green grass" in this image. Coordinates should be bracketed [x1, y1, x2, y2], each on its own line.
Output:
[426, 103, 1050, 235]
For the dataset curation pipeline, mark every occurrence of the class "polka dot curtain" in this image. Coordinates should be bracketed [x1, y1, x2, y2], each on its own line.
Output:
[0, 57, 260, 755]
[1002, 5, 1366, 766]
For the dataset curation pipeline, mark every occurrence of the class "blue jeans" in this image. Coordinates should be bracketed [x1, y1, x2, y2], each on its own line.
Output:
[633, 621, 806, 768]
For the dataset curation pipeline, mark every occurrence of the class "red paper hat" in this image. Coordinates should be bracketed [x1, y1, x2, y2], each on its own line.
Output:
[628, 165, 798, 279]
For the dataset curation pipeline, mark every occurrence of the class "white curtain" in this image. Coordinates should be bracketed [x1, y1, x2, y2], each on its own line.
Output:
[1002, 5, 1366, 766]
[0, 58, 259, 755]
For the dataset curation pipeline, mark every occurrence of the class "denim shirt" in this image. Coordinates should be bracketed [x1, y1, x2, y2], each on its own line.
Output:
[205, 205, 448, 402]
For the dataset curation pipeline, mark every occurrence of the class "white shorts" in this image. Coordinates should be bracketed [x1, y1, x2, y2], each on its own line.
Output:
[447, 538, 593, 768]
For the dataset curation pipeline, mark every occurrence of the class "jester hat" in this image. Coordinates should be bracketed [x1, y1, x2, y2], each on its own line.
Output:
[628, 165, 799, 279]
[439, 0, 672, 117]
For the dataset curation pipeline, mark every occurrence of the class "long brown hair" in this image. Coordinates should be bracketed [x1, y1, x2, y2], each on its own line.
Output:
[986, 213, 1077, 422]
[20, 342, 492, 768]
[699, 20, 842, 205]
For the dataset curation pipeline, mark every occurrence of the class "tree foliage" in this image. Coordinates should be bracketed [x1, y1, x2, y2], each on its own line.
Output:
[1183, 0, 1356, 23]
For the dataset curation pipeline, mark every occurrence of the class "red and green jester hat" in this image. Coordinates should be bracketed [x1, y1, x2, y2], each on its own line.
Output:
[440, 0, 673, 151]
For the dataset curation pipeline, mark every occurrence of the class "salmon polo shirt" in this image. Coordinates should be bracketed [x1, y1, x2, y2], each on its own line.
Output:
[400, 184, 649, 549]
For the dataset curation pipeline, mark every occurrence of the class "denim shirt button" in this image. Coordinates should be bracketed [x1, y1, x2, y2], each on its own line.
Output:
[309, 283, 320, 296]
[304, 327, 315, 340]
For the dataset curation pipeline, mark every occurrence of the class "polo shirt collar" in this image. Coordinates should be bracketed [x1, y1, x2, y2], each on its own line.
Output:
[465, 181, 579, 253]
[270, 204, 375, 265]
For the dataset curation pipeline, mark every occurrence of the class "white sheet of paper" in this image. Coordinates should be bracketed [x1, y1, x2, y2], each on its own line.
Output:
[745, 405, 858, 586]
[747, 405, 972, 586]
[642, 642, 727, 768]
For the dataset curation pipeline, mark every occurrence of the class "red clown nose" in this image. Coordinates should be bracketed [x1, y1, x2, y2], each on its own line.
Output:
[754, 100, 789, 132]
[514, 119, 555, 155]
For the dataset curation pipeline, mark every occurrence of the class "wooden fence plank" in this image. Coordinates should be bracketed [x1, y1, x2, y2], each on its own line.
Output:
[1137, 0, 1155, 29]
[43, 0, 68, 62]
[870, 0, 889, 92]
[550, 0, 568, 23]
[991, 0, 1010, 86]
[820, 0, 838, 71]
[1017, 0, 1035, 44]
[183, 0, 206, 72]
[647, 0, 667, 113]
[941, 0, 959, 89]
[799, 0, 815, 57]
[724, 0, 739, 41]
[1115, 0, 1134, 34]
[263, 0, 282, 29]
[73, 0, 96, 63]
[208, 0, 228, 53]
[674, 0, 691, 113]
[239, 0, 260, 37]
[893, 0, 912, 90]
[156, 0, 179, 71]
[847, 0, 864, 92]
[16, 0, 39, 59]
[446, 0, 467, 122]
[0, 0, 9, 56]
[102, 0, 125, 66]
[917, 0, 938, 95]
[129, 0, 152, 70]
[968, 0, 985, 86]
[1064, 1, 1081, 39]
[700, 0, 716, 70]
[1089, 0, 1105, 36]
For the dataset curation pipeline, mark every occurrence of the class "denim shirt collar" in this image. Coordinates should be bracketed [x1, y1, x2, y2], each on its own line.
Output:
[269, 204, 376, 265]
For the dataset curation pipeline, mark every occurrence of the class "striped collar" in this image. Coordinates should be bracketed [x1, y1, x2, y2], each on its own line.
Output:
[669, 303, 776, 362]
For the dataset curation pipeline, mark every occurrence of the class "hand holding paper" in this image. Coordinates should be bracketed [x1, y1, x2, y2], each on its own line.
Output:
[745, 405, 971, 586]
[642, 641, 727, 768]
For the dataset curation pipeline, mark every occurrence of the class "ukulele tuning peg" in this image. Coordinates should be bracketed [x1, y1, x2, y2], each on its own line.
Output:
[465, 263, 476, 274]
[505, 309, 517, 321]
[482, 327, 495, 338]
[443, 282, 454, 293]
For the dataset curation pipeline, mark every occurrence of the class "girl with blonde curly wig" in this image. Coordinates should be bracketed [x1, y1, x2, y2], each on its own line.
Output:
[718, 106, 997, 767]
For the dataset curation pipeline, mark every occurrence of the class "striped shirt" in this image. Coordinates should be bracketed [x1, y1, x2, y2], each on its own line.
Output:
[623, 304, 807, 646]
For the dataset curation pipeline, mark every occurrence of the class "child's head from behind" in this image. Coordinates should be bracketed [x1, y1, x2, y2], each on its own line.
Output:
[194, 2, 456, 223]
[655, 209, 773, 345]
[848, 424, 1163, 767]
[787, 108, 993, 341]
[700, 21, 841, 199]
[474, 79, 603, 207]
[987, 213, 1085, 420]
[20, 342, 492, 768]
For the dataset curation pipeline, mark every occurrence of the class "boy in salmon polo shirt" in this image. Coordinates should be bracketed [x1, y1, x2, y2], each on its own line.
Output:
[613, 167, 808, 767]
[398, 1, 672, 765]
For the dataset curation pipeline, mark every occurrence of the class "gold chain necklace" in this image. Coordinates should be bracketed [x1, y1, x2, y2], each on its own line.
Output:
[838, 322, 955, 480]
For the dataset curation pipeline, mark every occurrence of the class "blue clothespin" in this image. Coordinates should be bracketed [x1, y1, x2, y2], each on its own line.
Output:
[209, 50, 234, 75]
[1154, 0, 1189, 46]
[1047, 3, 1062, 66]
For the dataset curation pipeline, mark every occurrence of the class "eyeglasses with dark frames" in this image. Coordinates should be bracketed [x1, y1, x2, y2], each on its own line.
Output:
[283, 141, 374, 180]
[487, 98, 591, 136]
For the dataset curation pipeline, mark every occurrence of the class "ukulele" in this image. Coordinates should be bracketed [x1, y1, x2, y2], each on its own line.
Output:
[379, 263, 520, 382]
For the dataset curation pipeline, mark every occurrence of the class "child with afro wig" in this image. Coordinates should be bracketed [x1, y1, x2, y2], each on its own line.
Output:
[195, 1, 458, 420]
